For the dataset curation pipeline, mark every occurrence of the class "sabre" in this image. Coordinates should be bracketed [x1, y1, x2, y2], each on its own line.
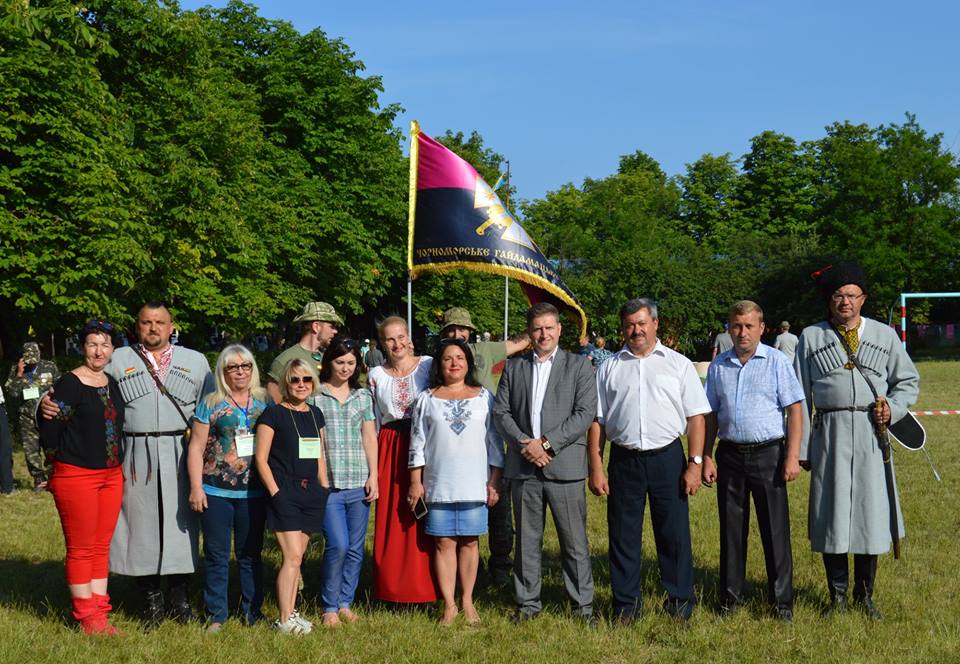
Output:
[874, 397, 900, 560]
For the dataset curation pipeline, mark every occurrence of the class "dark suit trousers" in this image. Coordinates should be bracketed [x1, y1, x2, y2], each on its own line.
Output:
[608, 440, 694, 618]
[717, 441, 793, 609]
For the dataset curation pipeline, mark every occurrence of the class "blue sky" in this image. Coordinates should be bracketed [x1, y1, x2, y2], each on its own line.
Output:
[179, 0, 958, 203]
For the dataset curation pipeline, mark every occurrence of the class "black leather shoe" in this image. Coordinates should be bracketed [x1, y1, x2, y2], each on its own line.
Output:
[579, 613, 599, 630]
[775, 606, 794, 623]
[510, 610, 539, 624]
[824, 593, 847, 617]
[854, 596, 882, 621]
[142, 590, 165, 632]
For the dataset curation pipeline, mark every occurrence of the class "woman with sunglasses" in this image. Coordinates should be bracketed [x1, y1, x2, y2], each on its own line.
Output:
[187, 344, 268, 632]
[312, 338, 378, 626]
[39, 320, 124, 635]
[408, 339, 504, 625]
[367, 316, 436, 605]
[255, 358, 330, 634]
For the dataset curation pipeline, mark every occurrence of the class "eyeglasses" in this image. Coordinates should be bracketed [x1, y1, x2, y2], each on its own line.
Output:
[831, 293, 865, 303]
[225, 362, 253, 374]
[287, 375, 314, 385]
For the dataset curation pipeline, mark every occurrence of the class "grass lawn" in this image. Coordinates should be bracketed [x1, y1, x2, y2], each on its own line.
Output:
[1, 361, 958, 663]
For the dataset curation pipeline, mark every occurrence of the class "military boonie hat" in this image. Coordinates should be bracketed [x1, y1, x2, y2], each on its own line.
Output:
[440, 307, 476, 333]
[22, 342, 40, 363]
[293, 301, 344, 326]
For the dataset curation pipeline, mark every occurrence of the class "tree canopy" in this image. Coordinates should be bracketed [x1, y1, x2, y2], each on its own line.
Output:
[2, 1, 958, 357]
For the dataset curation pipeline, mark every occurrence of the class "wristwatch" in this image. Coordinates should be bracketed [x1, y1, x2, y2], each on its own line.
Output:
[541, 437, 556, 458]
[688, 455, 703, 465]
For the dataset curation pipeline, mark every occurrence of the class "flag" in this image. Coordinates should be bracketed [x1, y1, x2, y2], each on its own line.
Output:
[406, 121, 587, 335]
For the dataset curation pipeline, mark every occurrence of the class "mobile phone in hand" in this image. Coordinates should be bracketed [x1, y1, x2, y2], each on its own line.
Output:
[412, 497, 428, 520]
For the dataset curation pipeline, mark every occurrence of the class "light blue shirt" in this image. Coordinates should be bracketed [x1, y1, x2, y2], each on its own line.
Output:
[705, 343, 805, 443]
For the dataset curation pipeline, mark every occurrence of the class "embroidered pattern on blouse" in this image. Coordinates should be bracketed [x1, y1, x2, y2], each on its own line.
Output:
[392, 374, 415, 419]
[97, 386, 121, 466]
[443, 399, 472, 435]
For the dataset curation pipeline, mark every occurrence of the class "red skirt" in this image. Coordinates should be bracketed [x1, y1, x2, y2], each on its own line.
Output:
[373, 421, 437, 603]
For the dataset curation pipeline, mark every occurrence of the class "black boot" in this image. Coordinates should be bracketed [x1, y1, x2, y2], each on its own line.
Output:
[823, 553, 848, 616]
[853, 554, 881, 620]
[166, 574, 196, 624]
[138, 575, 165, 631]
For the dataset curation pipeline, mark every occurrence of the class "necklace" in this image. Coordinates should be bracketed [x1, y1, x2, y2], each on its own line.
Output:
[387, 356, 417, 377]
[281, 401, 309, 413]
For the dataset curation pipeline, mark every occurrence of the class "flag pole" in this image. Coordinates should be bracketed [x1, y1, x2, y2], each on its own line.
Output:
[503, 159, 511, 340]
[407, 120, 420, 334]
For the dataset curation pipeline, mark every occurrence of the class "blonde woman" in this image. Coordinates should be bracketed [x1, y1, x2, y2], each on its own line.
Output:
[367, 316, 436, 604]
[255, 358, 329, 634]
[187, 344, 268, 632]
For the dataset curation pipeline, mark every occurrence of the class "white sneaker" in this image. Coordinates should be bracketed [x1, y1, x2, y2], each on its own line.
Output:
[289, 611, 313, 633]
[273, 618, 306, 635]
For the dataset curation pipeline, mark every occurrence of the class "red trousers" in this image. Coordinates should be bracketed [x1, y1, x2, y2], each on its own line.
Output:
[49, 462, 123, 585]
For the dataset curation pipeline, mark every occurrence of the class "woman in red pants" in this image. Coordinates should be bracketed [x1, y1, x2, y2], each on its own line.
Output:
[39, 320, 125, 635]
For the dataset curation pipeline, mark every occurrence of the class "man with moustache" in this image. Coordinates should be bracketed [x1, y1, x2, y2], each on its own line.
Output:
[493, 302, 597, 623]
[267, 301, 342, 403]
[42, 302, 213, 628]
[702, 301, 805, 621]
[794, 263, 918, 619]
[440, 306, 528, 586]
[588, 298, 710, 622]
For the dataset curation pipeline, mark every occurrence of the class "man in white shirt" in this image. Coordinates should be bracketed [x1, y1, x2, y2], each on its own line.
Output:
[588, 298, 711, 622]
[494, 303, 598, 624]
[773, 321, 799, 362]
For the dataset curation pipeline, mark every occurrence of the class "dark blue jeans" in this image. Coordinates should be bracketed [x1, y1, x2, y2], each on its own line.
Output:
[200, 493, 267, 624]
[320, 487, 370, 613]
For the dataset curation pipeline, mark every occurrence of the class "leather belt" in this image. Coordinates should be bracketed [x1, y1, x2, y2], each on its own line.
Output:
[125, 430, 186, 438]
[719, 437, 783, 451]
[816, 406, 871, 413]
[612, 437, 680, 457]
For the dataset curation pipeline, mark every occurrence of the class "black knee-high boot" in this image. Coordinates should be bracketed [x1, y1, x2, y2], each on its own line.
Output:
[853, 554, 881, 620]
[822, 553, 848, 615]
[166, 573, 197, 623]
[137, 575, 165, 631]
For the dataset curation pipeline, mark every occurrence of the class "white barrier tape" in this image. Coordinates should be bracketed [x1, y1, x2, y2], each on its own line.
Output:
[912, 410, 960, 416]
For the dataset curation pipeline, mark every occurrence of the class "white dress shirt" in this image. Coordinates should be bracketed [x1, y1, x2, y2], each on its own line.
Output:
[596, 341, 711, 451]
[529, 346, 558, 439]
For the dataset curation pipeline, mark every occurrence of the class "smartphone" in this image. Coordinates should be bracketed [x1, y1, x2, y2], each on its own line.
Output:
[412, 497, 428, 520]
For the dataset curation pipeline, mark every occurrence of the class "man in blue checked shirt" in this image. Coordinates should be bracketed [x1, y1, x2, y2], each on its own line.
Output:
[702, 300, 805, 622]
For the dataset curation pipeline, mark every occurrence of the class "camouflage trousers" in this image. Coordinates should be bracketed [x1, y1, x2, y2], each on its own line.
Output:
[18, 409, 47, 481]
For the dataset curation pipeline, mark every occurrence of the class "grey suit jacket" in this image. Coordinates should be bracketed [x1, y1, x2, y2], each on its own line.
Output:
[493, 348, 597, 481]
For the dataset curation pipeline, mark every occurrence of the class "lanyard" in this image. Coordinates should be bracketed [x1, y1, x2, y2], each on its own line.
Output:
[25, 366, 37, 385]
[287, 404, 321, 439]
[228, 393, 252, 428]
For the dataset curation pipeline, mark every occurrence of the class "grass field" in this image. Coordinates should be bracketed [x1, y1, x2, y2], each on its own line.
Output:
[1, 361, 958, 663]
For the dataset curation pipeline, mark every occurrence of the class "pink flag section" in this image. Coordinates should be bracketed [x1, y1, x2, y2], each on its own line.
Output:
[416, 131, 478, 191]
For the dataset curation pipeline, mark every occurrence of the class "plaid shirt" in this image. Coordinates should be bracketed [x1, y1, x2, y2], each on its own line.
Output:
[312, 386, 375, 489]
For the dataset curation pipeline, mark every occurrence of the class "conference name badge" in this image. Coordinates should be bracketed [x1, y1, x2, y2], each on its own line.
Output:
[235, 433, 255, 457]
[22, 387, 40, 400]
[298, 437, 322, 459]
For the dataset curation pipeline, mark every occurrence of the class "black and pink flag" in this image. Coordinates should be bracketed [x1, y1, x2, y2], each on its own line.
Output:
[406, 122, 587, 335]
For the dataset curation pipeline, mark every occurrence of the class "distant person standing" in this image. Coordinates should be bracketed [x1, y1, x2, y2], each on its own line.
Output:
[5, 342, 60, 490]
[712, 326, 733, 359]
[267, 302, 342, 404]
[364, 339, 385, 371]
[773, 321, 799, 362]
[0, 387, 12, 495]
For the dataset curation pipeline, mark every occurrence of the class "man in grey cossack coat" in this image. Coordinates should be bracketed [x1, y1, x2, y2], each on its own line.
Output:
[794, 262, 918, 620]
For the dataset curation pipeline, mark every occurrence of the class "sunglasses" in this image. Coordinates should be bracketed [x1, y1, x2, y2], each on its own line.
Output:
[84, 319, 115, 332]
[287, 375, 314, 385]
[439, 338, 468, 347]
[225, 362, 253, 374]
